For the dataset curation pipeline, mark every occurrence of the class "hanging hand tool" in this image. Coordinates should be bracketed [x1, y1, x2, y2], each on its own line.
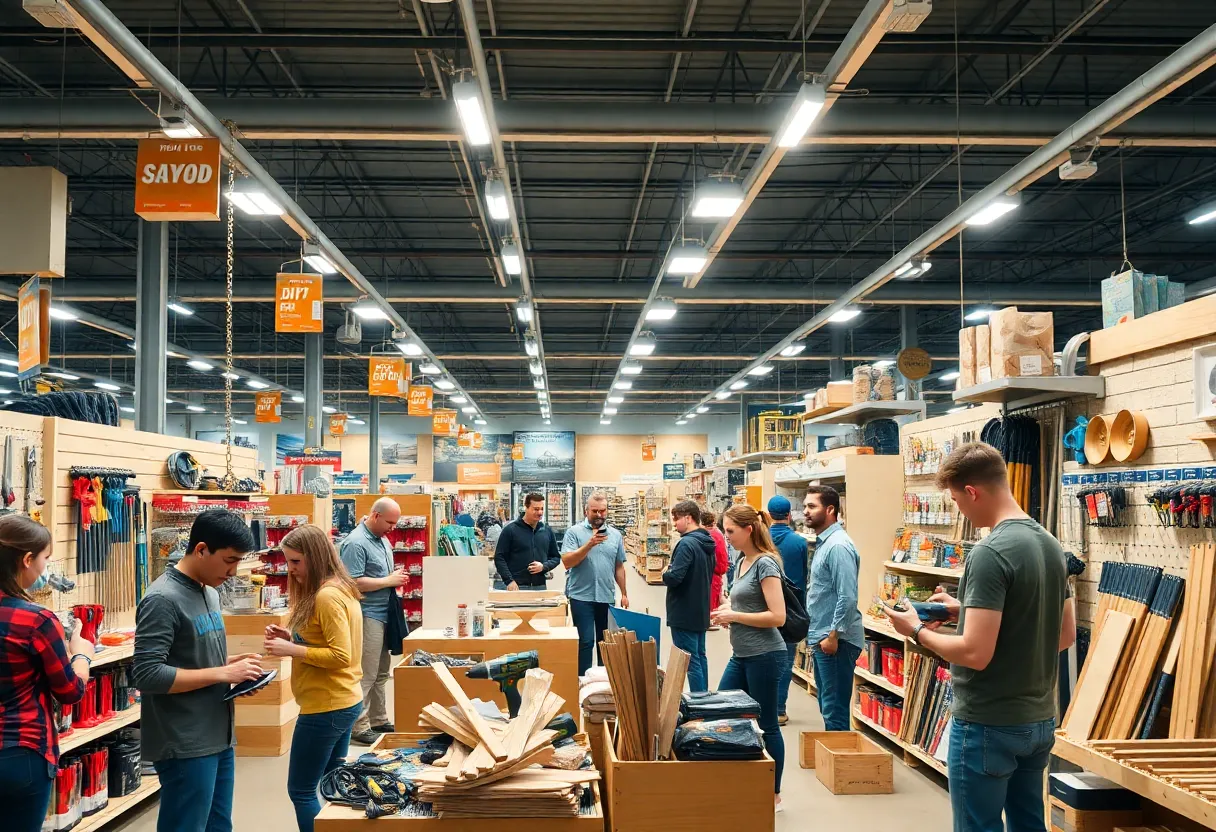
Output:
[0, 435, 15, 511]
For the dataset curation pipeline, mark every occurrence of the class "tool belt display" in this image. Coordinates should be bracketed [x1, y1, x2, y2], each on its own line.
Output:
[319, 748, 420, 819]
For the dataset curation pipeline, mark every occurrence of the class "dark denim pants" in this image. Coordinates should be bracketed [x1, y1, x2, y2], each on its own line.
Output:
[569, 598, 611, 676]
[287, 702, 363, 832]
[719, 649, 786, 794]
[948, 717, 1056, 832]
[810, 638, 862, 731]
[669, 627, 708, 692]
[153, 747, 235, 832]
[776, 641, 798, 715]
[0, 746, 55, 832]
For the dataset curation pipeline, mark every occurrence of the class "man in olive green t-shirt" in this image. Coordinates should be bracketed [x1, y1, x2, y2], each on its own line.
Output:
[883, 442, 1075, 832]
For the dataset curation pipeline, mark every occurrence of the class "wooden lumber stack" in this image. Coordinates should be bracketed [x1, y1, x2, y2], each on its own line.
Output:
[599, 630, 688, 761]
[1090, 739, 1216, 800]
[1173, 543, 1216, 739]
[1104, 575, 1184, 739]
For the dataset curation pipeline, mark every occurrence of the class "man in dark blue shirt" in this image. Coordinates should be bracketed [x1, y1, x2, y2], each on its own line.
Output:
[767, 495, 810, 725]
[494, 492, 561, 590]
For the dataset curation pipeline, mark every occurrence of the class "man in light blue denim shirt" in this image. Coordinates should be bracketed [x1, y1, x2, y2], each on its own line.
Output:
[802, 485, 864, 731]
[560, 493, 629, 675]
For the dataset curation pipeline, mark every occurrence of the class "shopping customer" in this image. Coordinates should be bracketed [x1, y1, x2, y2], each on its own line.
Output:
[882, 442, 1075, 832]
[700, 510, 729, 617]
[494, 493, 561, 591]
[339, 497, 406, 745]
[132, 509, 265, 832]
[662, 500, 714, 692]
[767, 495, 810, 725]
[0, 515, 92, 832]
[802, 485, 864, 731]
[477, 511, 503, 555]
[561, 493, 629, 675]
[712, 504, 787, 811]
[263, 525, 364, 832]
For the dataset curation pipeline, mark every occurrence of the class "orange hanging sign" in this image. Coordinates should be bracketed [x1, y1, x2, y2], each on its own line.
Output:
[471, 432, 483, 449]
[17, 277, 48, 379]
[457, 426, 474, 448]
[432, 408, 458, 436]
[134, 137, 222, 221]
[329, 413, 347, 436]
[255, 391, 282, 423]
[511, 442, 524, 461]
[275, 273, 324, 333]
[407, 385, 433, 417]
[457, 463, 500, 485]
[642, 443, 657, 461]
[368, 357, 408, 397]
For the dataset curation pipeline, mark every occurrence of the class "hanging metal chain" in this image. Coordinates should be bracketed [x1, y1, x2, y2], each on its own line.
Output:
[222, 163, 236, 490]
[1116, 143, 1134, 275]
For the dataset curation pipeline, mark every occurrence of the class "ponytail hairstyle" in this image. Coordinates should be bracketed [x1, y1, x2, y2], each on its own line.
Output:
[0, 514, 52, 601]
[723, 504, 780, 564]
[282, 524, 362, 634]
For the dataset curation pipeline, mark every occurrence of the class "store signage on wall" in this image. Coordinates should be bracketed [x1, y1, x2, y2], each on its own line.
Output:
[896, 347, 932, 380]
[457, 463, 500, 485]
[642, 434, 657, 461]
[283, 448, 342, 470]
[457, 427, 474, 448]
[621, 473, 661, 483]
[254, 391, 282, 423]
[662, 463, 686, 481]
[329, 413, 347, 436]
[511, 442, 524, 460]
[432, 409, 458, 436]
[17, 276, 49, 380]
[512, 431, 576, 483]
[274, 273, 324, 333]
[134, 137, 222, 221]
[407, 384, 433, 416]
[472, 432, 483, 449]
[368, 356, 408, 397]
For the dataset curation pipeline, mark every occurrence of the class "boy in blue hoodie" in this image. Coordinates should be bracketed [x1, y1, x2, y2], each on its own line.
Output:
[767, 496, 809, 724]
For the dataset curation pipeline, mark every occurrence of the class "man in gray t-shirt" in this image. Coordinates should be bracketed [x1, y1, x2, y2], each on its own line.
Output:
[340, 497, 407, 743]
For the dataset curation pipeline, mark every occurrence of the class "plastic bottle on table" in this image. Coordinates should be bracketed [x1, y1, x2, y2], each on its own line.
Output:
[456, 603, 470, 638]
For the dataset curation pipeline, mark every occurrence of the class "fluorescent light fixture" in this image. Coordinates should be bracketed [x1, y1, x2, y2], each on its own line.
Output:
[461, 406, 476, 414]
[420, 362, 441, 375]
[629, 332, 657, 356]
[532, 378, 545, 390]
[0, 359, 18, 367]
[779, 342, 806, 357]
[939, 370, 961, 382]
[776, 82, 827, 148]
[603, 407, 618, 415]
[543, 419, 551, 425]
[165, 398, 177, 405]
[228, 179, 282, 216]
[537, 391, 548, 400]
[291, 395, 305, 403]
[874, 359, 896, 368]
[965, 308, 994, 322]
[828, 308, 861, 323]
[221, 371, 240, 381]
[187, 359, 214, 372]
[46, 371, 80, 380]
[232, 417, 248, 425]
[663, 241, 708, 276]
[0, 389, 10, 396]
[167, 301, 194, 316]
[515, 296, 534, 323]
[894, 259, 933, 280]
[120, 406, 135, 414]
[599, 419, 612, 425]
[94, 381, 121, 391]
[696, 406, 709, 414]
[613, 380, 633, 390]
[186, 404, 206, 413]
[714, 391, 731, 400]
[475, 418, 488, 426]
[747, 364, 774, 376]
[435, 379, 455, 390]
[676, 419, 688, 425]
[485, 178, 510, 221]
[158, 105, 203, 139]
[451, 395, 469, 404]
[322, 405, 337, 414]
[608, 395, 625, 404]
[351, 303, 389, 321]
[621, 360, 643, 375]
[396, 340, 423, 357]
[802, 391, 815, 399]
[684, 413, 697, 420]
[965, 192, 1021, 226]
[729, 380, 748, 390]
[645, 297, 678, 322]
[501, 241, 522, 276]
[452, 79, 492, 146]
[691, 178, 744, 218]
[0, 370, 15, 378]
[302, 242, 339, 275]
[246, 380, 270, 389]
[1186, 200, 1216, 225]
[48, 306, 77, 321]
[524, 335, 539, 357]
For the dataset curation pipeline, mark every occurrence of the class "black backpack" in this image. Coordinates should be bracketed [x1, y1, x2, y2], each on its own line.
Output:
[746, 555, 809, 644]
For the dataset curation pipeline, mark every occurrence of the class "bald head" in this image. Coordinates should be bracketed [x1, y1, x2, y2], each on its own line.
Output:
[367, 497, 402, 538]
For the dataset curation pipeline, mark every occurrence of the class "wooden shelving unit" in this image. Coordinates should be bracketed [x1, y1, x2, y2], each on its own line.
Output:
[75, 775, 160, 832]
[852, 709, 947, 776]
[748, 412, 802, 454]
[61, 705, 142, 754]
[89, 642, 135, 669]
[855, 666, 905, 696]
[802, 400, 927, 427]
[885, 561, 964, 581]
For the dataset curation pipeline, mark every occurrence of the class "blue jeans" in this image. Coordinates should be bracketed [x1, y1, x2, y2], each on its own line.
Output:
[719, 650, 786, 794]
[811, 638, 862, 731]
[777, 641, 798, 715]
[569, 598, 610, 676]
[0, 747, 55, 832]
[948, 717, 1055, 832]
[153, 747, 235, 832]
[670, 628, 708, 692]
[288, 702, 363, 832]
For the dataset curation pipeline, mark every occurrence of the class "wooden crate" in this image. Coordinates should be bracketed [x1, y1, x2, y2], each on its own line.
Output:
[645, 556, 667, 571]
[235, 718, 295, 757]
[603, 723, 774, 832]
[800, 731, 893, 795]
[227, 611, 296, 757]
[235, 699, 299, 728]
[393, 651, 508, 725]
[1048, 797, 1142, 832]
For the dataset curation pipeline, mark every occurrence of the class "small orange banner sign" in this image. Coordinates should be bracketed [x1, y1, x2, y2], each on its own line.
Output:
[471, 432, 483, 449]
[368, 357, 408, 397]
[17, 277, 45, 379]
[255, 391, 282, 423]
[511, 442, 524, 461]
[329, 413, 347, 436]
[457, 463, 500, 485]
[275, 273, 324, 333]
[432, 408, 458, 436]
[457, 426, 474, 448]
[135, 137, 222, 221]
[407, 385, 433, 417]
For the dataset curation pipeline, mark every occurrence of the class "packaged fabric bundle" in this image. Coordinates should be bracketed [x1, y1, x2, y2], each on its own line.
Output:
[673, 718, 766, 761]
[959, 327, 977, 388]
[678, 689, 760, 723]
[976, 324, 991, 384]
[852, 365, 896, 402]
[988, 306, 1054, 379]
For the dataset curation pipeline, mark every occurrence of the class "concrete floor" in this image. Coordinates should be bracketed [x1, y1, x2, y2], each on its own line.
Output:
[115, 563, 951, 830]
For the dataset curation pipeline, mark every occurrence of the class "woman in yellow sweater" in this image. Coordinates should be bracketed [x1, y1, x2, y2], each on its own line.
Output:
[262, 524, 364, 832]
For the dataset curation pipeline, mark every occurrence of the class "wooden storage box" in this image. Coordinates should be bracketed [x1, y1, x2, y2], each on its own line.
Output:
[394, 651, 507, 726]
[826, 381, 853, 407]
[1048, 797, 1142, 832]
[235, 718, 296, 757]
[799, 731, 893, 795]
[645, 556, 666, 571]
[603, 723, 774, 832]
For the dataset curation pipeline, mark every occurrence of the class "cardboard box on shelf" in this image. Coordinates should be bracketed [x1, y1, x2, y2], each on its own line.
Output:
[826, 381, 853, 407]
[959, 327, 977, 388]
[989, 307, 1054, 379]
[976, 324, 991, 384]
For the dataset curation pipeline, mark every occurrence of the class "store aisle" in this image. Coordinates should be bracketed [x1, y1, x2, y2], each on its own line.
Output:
[115, 563, 951, 830]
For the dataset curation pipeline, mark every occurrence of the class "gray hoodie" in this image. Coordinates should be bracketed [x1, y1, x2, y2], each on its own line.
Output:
[132, 567, 234, 762]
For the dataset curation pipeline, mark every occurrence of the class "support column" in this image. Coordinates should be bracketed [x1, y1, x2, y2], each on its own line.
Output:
[135, 220, 168, 433]
[829, 329, 846, 382]
[368, 396, 381, 492]
[900, 306, 921, 400]
[303, 332, 323, 483]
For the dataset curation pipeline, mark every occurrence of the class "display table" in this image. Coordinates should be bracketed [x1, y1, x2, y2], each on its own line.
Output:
[395, 621, 579, 730]
[487, 590, 570, 628]
[225, 610, 297, 757]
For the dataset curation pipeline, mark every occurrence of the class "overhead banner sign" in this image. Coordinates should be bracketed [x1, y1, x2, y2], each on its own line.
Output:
[407, 385, 433, 417]
[134, 137, 221, 221]
[17, 276, 48, 380]
[329, 413, 348, 437]
[284, 448, 342, 470]
[255, 391, 281, 423]
[432, 408, 458, 437]
[457, 427, 474, 448]
[457, 463, 500, 485]
[642, 434, 657, 462]
[368, 356, 408, 397]
[275, 273, 324, 333]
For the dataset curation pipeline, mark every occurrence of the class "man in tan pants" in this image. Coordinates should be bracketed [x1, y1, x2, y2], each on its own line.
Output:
[339, 497, 406, 744]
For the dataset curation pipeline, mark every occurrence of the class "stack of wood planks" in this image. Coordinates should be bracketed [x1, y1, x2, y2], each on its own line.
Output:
[411, 662, 597, 818]
[1172, 543, 1216, 739]
[1089, 739, 1216, 800]
[599, 630, 689, 760]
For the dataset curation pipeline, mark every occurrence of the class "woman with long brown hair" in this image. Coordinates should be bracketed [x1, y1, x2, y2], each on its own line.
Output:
[0, 515, 92, 831]
[261, 525, 364, 832]
[710, 504, 788, 812]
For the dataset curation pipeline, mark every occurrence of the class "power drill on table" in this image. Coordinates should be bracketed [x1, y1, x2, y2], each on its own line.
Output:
[465, 650, 539, 718]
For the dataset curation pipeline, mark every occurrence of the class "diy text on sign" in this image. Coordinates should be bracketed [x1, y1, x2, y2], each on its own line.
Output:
[275, 273, 324, 333]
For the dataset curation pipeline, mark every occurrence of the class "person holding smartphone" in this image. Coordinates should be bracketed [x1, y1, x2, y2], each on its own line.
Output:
[560, 493, 628, 676]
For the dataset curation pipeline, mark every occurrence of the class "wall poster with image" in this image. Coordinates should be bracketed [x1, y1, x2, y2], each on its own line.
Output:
[432, 433, 514, 482]
[512, 431, 576, 483]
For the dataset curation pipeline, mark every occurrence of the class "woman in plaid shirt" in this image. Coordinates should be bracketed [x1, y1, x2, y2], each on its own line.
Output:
[0, 515, 94, 831]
